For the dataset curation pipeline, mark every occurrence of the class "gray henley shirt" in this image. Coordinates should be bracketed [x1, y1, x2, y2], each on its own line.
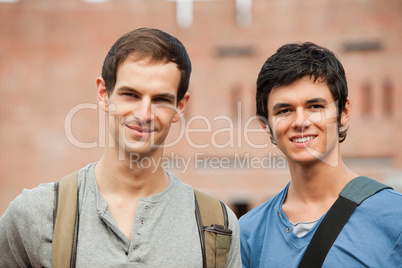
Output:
[0, 163, 241, 267]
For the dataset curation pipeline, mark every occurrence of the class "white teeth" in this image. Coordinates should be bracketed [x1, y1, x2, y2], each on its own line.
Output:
[292, 136, 315, 143]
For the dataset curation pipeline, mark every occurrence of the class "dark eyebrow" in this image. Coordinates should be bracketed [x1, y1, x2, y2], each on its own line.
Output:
[272, 97, 329, 112]
[306, 97, 328, 105]
[117, 86, 176, 102]
[272, 103, 291, 112]
[117, 86, 140, 94]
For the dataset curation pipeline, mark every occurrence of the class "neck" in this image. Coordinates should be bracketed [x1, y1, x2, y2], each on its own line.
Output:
[283, 158, 358, 223]
[94, 147, 169, 199]
[286, 145, 358, 202]
[288, 160, 355, 201]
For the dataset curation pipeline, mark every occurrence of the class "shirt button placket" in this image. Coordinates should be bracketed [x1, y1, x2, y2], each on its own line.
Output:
[130, 204, 150, 263]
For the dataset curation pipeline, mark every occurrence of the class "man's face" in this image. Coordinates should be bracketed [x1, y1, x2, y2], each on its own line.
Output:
[98, 59, 188, 158]
[264, 76, 349, 166]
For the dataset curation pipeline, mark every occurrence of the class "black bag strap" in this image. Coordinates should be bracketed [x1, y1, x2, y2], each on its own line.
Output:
[299, 176, 392, 268]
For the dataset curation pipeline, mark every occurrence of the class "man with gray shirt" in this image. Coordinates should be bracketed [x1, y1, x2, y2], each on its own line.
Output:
[0, 28, 241, 267]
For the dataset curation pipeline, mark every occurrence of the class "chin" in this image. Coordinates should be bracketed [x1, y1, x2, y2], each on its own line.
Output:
[288, 151, 322, 164]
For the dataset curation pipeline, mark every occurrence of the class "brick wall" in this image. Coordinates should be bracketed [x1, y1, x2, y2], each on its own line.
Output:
[1, 0, 401, 216]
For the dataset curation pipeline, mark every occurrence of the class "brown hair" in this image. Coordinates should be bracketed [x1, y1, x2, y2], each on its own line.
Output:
[101, 28, 191, 102]
[256, 42, 348, 144]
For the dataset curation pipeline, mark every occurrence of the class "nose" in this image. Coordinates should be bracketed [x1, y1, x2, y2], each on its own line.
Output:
[291, 108, 311, 130]
[137, 98, 152, 122]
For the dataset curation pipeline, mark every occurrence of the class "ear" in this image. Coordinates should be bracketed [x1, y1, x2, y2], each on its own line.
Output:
[340, 97, 351, 126]
[259, 118, 271, 135]
[97, 76, 109, 112]
[172, 92, 190, 123]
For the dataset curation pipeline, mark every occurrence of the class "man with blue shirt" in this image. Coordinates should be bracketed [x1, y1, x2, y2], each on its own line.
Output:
[239, 42, 402, 267]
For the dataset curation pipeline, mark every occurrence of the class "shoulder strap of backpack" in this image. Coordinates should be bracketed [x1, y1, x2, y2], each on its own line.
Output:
[52, 171, 80, 268]
[52, 175, 233, 268]
[194, 189, 233, 268]
[339, 176, 392, 205]
[299, 176, 392, 268]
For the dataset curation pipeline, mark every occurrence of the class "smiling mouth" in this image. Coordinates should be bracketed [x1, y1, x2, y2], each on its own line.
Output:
[126, 125, 153, 133]
[291, 135, 317, 143]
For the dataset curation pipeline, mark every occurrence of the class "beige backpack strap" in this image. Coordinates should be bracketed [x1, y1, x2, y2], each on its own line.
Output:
[52, 171, 79, 268]
[194, 189, 232, 268]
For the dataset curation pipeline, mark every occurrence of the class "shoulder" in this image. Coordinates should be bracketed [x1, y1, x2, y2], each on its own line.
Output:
[350, 188, 402, 241]
[238, 188, 287, 268]
[0, 182, 55, 264]
[167, 172, 193, 192]
[0, 182, 55, 242]
[2, 164, 94, 225]
[167, 172, 238, 227]
[379, 188, 402, 199]
[239, 188, 286, 228]
[361, 188, 402, 210]
[164, 172, 195, 204]
[336, 188, 402, 265]
[6, 182, 55, 221]
[357, 188, 402, 224]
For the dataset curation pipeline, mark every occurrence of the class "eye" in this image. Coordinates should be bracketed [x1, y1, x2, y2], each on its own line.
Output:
[154, 97, 173, 104]
[309, 104, 325, 111]
[122, 92, 139, 99]
[276, 108, 292, 115]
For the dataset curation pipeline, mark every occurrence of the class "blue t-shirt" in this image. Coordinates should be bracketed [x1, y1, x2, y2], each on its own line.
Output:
[239, 183, 402, 267]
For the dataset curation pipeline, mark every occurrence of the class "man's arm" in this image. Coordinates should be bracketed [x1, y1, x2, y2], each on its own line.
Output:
[225, 204, 242, 268]
[239, 216, 251, 268]
[0, 184, 54, 267]
[388, 230, 402, 265]
[0, 194, 34, 267]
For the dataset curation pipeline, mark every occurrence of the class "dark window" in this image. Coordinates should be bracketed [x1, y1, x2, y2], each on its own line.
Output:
[382, 78, 393, 117]
[214, 46, 255, 58]
[230, 85, 241, 119]
[232, 202, 249, 219]
[361, 81, 373, 117]
[342, 41, 382, 53]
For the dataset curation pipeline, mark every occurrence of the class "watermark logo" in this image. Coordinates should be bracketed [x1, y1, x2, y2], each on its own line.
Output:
[129, 152, 287, 173]
[64, 100, 345, 169]
[64, 101, 269, 151]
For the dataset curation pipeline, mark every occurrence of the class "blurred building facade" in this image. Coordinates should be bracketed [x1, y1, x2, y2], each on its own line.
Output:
[1, 0, 402, 217]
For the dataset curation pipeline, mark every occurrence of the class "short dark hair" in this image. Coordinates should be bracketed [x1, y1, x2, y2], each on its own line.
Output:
[256, 42, 348, 143]
[101, 28, 192, 103]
